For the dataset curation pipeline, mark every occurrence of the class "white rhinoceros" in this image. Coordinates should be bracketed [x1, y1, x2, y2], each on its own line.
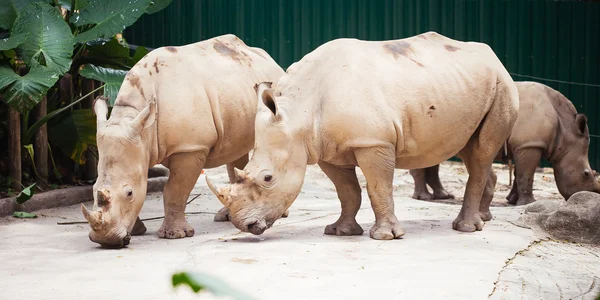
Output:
[82, 34, 284, 248]
[207, 31, 519, 240]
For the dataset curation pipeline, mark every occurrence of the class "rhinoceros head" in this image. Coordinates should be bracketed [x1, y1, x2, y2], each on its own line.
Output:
[206, 82, 307, 235]
[81, 97, 155, 248]
[553, 113, 600, 199]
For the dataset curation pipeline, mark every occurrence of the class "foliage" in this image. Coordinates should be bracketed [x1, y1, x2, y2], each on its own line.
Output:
[13, 211, 37, 218]
[172, 272, 256, 300]
[16, 183, 36, 204]
[0, 0, 170, 180]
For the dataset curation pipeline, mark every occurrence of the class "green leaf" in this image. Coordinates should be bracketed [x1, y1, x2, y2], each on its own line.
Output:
[131, 46, 149, 64]
[57, 0, 71, 10]
[71, 0, 152, 44]
[0, 33, 28, 51]
[0, 0, 47, 30]
[85, 37, 131, 66]
[145, 0, 172, 14]
[0, 65, 59, 112]
[48, 109, 97, 164]
[79, 64, 126, 105]
[12, 2, 74, 74]
[13, 211, 37, 218]
[172, 272, 256, 300]
[16, 183, 37, 204]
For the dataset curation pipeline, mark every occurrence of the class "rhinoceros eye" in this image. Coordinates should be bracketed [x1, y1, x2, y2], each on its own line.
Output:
[264, 175, 273, 182]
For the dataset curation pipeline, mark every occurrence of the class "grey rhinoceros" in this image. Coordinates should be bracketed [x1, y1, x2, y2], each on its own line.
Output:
[409, 81, 600, 205]
[206, 32, 519, 239]
[81, 34, 284, 248]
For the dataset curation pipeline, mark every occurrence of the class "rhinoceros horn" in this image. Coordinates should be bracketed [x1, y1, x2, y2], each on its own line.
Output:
[81, 204, 104, 231]
[233, 167, 247, 182]
[206, 177, 231, 207]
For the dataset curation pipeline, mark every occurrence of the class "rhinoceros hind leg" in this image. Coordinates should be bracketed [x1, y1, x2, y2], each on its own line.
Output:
[409, 168, 434, 200]
[425, 165, 455, 199]
[318, 161, 364, 236]
[213, 207, 230, 222]
[479, 170, 497, 221]
[355, 147, 404, 240]
[131, 217, 147, 236]
[158, 152, 204, 239]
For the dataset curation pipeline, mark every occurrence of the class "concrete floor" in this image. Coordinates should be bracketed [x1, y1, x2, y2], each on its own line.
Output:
[1, 163, 599, 300]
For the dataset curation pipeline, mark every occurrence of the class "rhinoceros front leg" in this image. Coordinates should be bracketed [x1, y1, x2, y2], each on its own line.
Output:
[159, 152, 204, 239]
[425, 165, 455, 199]
[509, 148, 541, 206]
[409, 168, 434, 200]
[356, 147, 405, 240]
[318, 161, 364, 236]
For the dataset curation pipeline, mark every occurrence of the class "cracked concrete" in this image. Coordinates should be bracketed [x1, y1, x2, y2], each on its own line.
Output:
[1, 162, 599, 299]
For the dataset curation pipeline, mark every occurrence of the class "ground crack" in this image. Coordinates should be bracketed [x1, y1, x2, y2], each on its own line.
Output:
[488, 239, 546, 298]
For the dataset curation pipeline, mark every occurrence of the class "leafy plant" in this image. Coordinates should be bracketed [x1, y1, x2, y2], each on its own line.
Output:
[13, 211, 37, 218]
[16, 183, 36, 204]
[172, 272, 256, 300]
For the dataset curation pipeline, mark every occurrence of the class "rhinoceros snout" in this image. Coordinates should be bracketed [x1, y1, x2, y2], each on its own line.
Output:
[246, 220, 267, 235]
[89, 231, 131, 249]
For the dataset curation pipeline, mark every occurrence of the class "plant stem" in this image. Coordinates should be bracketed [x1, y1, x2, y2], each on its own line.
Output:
[24, 84, 105, 144]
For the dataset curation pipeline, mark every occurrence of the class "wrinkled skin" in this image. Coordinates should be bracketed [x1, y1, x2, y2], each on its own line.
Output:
[410, 81, 600, 206]
[207, 32, 519, 239]
[82, 34, 284, 248]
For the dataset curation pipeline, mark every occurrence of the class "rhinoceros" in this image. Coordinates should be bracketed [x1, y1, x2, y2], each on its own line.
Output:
[81, 34, 284, 248]
[409, 81, 600, 205]
[206, 32, 519, 240]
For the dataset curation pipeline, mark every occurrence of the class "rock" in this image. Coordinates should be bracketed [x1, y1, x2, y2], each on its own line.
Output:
[148, 165, 169, 178]
[514, 192, 600, 245]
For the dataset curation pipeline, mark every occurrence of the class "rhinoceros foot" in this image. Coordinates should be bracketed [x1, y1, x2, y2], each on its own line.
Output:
[213, 207, 231, 222]
[433, 190, 455, 200]
[452, 213, 484, 232]
[479, 211, 493, 221]
[411, 190, 434, 200]
[158, 220, 195, 239]
[369, 221, 405, 240]
[324, 219, 364, 236]
[516, 195, 536, 206]
[131, 217, 147, 236]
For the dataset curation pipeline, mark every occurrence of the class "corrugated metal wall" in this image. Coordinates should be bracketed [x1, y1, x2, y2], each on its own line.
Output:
[124, 0, 600, 169]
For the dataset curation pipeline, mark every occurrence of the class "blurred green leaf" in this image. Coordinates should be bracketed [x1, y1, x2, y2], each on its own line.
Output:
[71, 0, 151, 44]
[12, 2, 74, 73]
[16, 183, 36, 204]
[0, 0, 47, 30]
[48, 109, 96, 164]
[0, 33, 28, 51]
[79, 64, 126, 105]
[172, 272, 256, 300]
[131, 46, 149, 64]
[13, 211, 37, 218]
[145, 0, 172, 14]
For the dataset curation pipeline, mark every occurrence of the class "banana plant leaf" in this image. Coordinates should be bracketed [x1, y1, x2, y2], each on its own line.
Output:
[79, 64, 127, 105]
[71, 0, 152, 44]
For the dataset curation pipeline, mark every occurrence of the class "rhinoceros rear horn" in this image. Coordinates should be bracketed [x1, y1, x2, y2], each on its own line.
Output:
[206, 177, 232, 207]
[81, 204, 104, 231]
[93, 96, 109, 126]
[129, 99, 157, 134]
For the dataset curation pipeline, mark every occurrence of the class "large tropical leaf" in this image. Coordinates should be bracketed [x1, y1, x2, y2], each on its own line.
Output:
[12, 2, 74, 74]
[0, 65, 59, 112]
[172, 272, 256, 300]
[0, 0, 47, 30]
[0, 33, 28, 51]
[48, 109, 96, 164]
[145, 0, 172, 14]
[71, 0, 151, 44]
[79, 64, 127, 105]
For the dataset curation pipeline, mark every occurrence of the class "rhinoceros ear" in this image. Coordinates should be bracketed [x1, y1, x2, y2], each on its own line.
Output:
[575, 114, 588, 135]
[256, 82, 279, 119]
[130, 99, 157, 134]
[93, 96, 109, 127]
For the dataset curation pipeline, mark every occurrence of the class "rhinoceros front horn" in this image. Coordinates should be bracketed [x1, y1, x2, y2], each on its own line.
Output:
[205, 177, 231, 207]
[81, 204, 104, 231]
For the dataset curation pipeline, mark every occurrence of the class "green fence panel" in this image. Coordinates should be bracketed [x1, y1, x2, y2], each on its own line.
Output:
[124, 0, 600, 169]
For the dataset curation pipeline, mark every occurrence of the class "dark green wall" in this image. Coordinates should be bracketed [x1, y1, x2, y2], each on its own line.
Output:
[124, 0, 600, 169]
